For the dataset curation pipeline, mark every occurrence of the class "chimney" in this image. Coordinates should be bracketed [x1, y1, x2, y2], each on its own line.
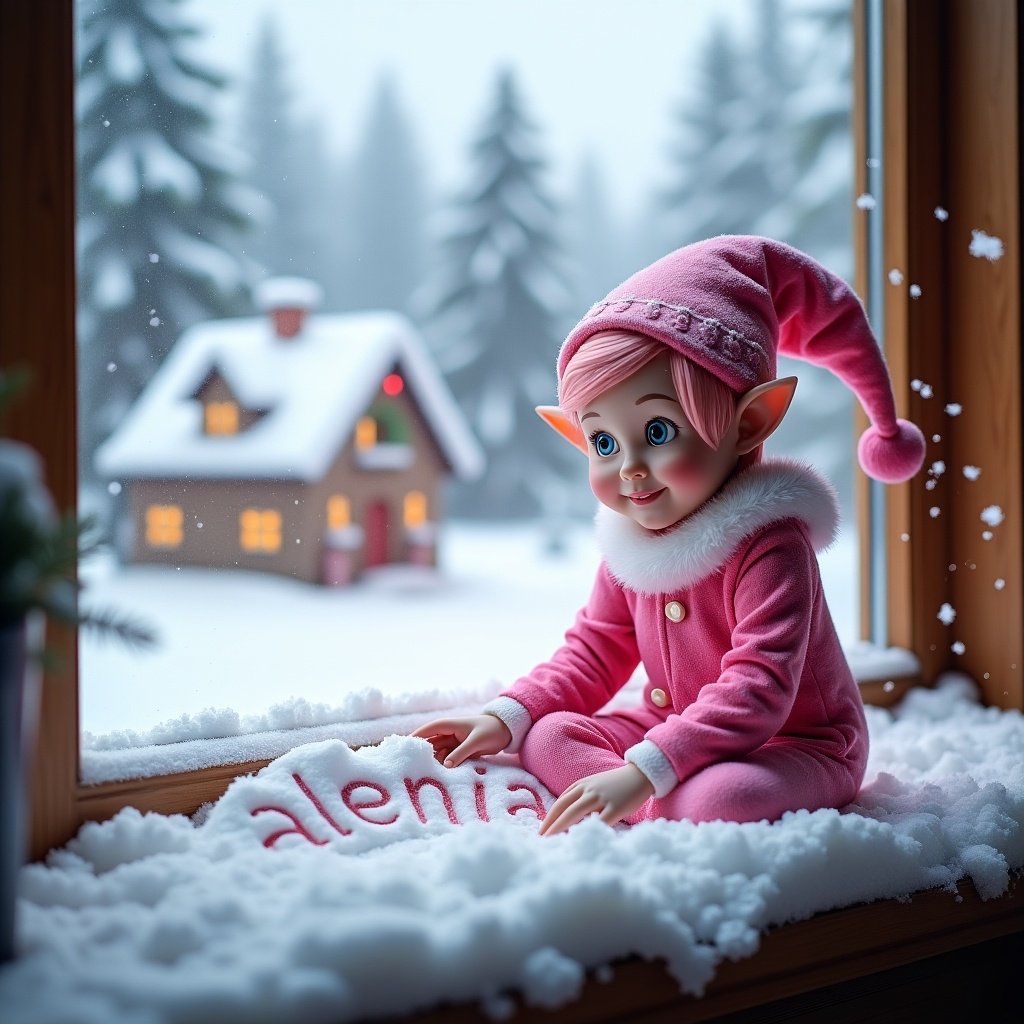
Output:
[254, 277, 324, 340]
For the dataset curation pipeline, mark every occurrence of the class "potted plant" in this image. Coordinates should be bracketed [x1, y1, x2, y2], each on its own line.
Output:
[0, 368, 154, 963]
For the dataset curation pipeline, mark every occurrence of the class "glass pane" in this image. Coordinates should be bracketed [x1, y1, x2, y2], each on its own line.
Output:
[76, 0, 857, 780]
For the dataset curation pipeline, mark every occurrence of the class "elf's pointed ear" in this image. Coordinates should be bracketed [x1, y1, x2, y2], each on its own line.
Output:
[734, 376, 797, 456]
[536, 405, 588, 454]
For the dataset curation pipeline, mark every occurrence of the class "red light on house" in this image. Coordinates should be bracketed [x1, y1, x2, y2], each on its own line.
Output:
[382, 373, 404, 397]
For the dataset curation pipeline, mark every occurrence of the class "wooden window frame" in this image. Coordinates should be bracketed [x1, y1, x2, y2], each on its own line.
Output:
[0, 0, 1019, 1017]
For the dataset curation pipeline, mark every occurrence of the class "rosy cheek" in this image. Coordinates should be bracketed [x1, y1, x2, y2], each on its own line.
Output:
[654, 451, 702, 481]
[588, 461, 619, 502]
[662, 441, 720, 475]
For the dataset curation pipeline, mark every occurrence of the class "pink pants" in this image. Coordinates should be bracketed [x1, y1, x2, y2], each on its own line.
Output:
[519, 709, 860, 825]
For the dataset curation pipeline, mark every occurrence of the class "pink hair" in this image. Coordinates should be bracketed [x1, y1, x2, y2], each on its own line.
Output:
[558, 330, 737, 450]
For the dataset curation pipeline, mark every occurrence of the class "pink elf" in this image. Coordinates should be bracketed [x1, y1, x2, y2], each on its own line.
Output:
[414, 236, 925, 836]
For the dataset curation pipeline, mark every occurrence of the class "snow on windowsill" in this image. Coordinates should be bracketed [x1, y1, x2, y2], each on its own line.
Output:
[355, 442, 415, 470]
[80, 643, 918, 787]
[5, 674, 1023, 1024]
[79, 702, 490, 785]
[845, 641, 921, 682]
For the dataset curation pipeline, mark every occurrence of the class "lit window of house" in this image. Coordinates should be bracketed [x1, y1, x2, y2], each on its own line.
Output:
[205, 400, 239, 435]
[356, 401, 410, 446]
[239, 508, 282, 553]
[327, 495, 351, 529]
[355, 416, 377, 450]
[403, 490, 428, 529]
[145, 504, 184, 548]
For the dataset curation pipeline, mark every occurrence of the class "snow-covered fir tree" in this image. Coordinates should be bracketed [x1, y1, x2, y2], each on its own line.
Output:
[565, 154, 629, 316]
[657, 0, 855, 509]
[419, 69, 580, 520]
[658, 0, 851, 271]
[237, 16, 323, 280]
[657, 19, 769, 249]
[76, 0, 250, 484]
[782, 0, 854, 274]
[340, 75, 426, 315]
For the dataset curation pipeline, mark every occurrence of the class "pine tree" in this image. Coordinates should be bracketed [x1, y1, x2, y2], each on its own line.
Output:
[419, 69, 580, 519]
[659, 0, 852, 271]
[76, 0, 250, 484]
[566, 154, 626, 315]
[657, 1, 855, 507]
[658, 20, 770, 248]
[238, 16, 321, 279]
[342, 75, 426, 314]
[784, 0, 854, 275]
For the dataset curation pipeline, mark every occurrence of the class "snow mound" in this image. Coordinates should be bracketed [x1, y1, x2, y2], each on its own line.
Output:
[3, 676, 1022, 1023]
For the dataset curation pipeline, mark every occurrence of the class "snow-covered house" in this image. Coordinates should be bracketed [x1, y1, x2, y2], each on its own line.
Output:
[96, 278, 484, 584]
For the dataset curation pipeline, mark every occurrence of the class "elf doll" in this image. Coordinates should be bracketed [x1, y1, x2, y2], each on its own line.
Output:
[413, 236, 925, 836]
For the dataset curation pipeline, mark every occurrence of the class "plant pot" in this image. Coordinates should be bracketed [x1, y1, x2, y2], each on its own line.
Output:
[0, 616, 40, 964]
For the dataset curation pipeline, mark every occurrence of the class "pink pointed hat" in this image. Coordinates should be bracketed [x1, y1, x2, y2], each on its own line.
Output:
[558, 235, 925, 483]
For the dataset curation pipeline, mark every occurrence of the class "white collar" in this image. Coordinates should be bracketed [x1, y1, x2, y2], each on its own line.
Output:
[594, 458, 839, 595]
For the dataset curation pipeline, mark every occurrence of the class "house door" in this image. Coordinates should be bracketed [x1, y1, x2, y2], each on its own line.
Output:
[365, 500, 390, 566]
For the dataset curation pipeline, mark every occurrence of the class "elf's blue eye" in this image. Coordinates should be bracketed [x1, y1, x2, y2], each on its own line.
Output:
[646, 417, 678, 446]
[591, 432, 619, 457]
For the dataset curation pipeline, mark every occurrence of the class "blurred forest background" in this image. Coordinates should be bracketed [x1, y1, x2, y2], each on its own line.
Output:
[76, 0, 855, 526]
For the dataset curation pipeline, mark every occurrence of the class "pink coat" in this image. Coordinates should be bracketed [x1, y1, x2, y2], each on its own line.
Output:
[485, 460, 868, 800]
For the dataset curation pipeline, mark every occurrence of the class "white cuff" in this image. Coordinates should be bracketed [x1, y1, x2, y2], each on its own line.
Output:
[624, 739, 678, 798]
[482, 696, 533, 754]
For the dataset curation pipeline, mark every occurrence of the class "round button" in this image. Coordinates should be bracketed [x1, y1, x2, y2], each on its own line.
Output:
[650, 687, 670, 708]
[664, 601, 686, 622]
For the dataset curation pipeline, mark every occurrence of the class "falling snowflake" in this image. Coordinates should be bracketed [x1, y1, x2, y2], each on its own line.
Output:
[909, 284, 922, 298]
[934, 207, 949, 222]
[856, 193, 877, 210]
[951, 641, 966, 655]
[925, 480, 937, 491]
[962, 466, 981, 480]
[900, 532, 910, 542]
[106, 362, 117, 373]
[929, 460, 946, 477]
[888, 268, 904, 286]
[107, 481, 122, 496]
[866, 157, 881, 168]
[929, 506, 941, 519]
[919, 384, 933, 399]
[995, 578, 1006, 590]
[882, 680, 895, 693]
[150, 316, 161, 327]
[932, 434, 942, 443]
[945, 403, 962, 417]
[982, 530, 993, 541]
[980, 505, 1005, 527]
[937, 602, 956, 625]
[149, 253, 160, 263]
[968, 229, 1004, 261]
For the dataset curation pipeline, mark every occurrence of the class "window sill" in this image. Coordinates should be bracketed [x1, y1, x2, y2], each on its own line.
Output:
[355, 443, 414, 470]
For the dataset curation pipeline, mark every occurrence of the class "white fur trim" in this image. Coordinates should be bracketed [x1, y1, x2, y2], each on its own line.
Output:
[624, 739, 678, 798]
[482, 696, 533, 753]
[595, 459, 839, 595]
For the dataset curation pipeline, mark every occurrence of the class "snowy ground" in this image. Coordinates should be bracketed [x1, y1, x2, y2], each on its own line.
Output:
[3, 676, 1022, 1023]
[80, 519, 862, 781]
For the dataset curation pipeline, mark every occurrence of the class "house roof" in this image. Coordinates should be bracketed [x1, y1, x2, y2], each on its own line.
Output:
[96, 311, 485, 482]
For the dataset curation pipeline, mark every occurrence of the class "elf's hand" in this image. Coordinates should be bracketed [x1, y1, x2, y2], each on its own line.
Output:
[539, 763, 654, 836]
[411, 713, 512, 767]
